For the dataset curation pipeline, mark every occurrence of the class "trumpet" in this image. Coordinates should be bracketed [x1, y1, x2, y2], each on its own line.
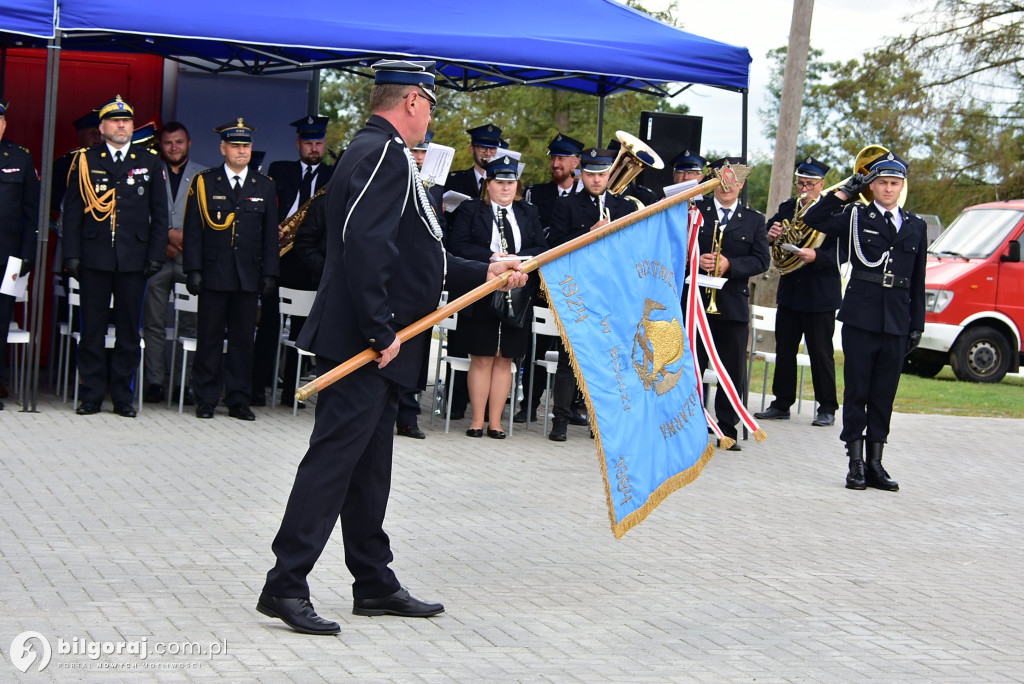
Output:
[705, 220, 723, 315]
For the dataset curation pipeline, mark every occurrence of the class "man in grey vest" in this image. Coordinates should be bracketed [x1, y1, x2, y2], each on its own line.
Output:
[142, 122, 204, 403]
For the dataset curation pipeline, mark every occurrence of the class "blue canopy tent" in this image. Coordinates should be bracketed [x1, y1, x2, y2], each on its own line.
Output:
[2, 0, 750, 410]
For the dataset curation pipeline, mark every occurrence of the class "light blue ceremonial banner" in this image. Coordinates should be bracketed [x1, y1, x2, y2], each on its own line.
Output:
[539, 200, 713, 538]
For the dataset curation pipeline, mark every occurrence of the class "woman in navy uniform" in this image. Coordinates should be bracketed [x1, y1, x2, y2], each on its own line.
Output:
[802, 152, 927, 491]
[259, 60, 527, 636]
[756, 156, 841, 427]
[62, 95, 167, 417]
[182, 119, 279, 421]
[0, 99, 40, 408]
[448, 156, 548, 438]
[692, 157, 770, 450]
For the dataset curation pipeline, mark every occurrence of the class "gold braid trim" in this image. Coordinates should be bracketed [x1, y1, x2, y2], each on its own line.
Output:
[76, 151, 117, 237]
[195, 174, 236, 242]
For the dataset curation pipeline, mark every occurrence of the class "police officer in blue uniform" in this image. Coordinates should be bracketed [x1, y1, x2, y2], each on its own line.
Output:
[692, 157, 770, 450]
[802, 152, 927, 491]
[756, 156, 841, 427]
[546, 147, 637, 441]
[259, 60, 527, 635]
[62, 95, 168, 417]
[183, 119, 279, 421]
[0, 99, 40, 408]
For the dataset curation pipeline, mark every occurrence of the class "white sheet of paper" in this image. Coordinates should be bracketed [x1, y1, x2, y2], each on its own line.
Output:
[780, 242, 802, 253]
[663, 179, 700, 198]
[421, 143, 455, 187]
[442, 190, 471, 213]
[684, 273, 727, 290]
[2, 257, 29, 299]
[501, 149, 523, 162]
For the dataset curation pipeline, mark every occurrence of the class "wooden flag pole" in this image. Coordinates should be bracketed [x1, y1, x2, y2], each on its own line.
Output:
[295, 165, 749, 401]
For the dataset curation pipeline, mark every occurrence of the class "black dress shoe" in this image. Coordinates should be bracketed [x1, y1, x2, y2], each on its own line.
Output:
[397, 425, 426, 439]
[548, 418, 568, 442]
[513, 408, 537, 424]
[568, 411, 589, 426]
[229, 405, 256, 421]
[487, 428, 506, 439]
[113, 403, 137, 418]
[449, 409, 465, 421]
[718, 439, 742, 452]
[182, 387, 195, 406]
[465, 428, 483, 438]
[256, 593, 340, 635]
[753, 406, 790, 420]
[352, 587, 444, 618]
[279, 393, 305, 409]
[144, 383, 164, 403]
[195, 403, 215, 419]
[812, 411, 835, 427]
[76, 401, 101, 415]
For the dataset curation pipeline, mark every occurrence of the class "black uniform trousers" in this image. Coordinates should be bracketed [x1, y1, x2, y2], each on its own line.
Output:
[251, 253, 310, 400]
[264, 358, 401, 600]
[840, 324, 904, 444]
[0, 293, 16, 385]
[192, 289, 258, 409]
[769, 306, 838, 414]
[697, 318, 748, 441]
[76, 268, 146, 406]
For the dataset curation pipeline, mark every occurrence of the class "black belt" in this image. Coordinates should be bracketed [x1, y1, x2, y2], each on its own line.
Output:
[851, 270, 910, 289]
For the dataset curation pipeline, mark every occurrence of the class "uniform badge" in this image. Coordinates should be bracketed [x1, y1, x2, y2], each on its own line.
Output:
[126, 177, 135, 185]
[138, 186, 145, 196]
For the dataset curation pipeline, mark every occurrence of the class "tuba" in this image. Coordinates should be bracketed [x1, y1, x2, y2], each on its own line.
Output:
[606, 130, 664, 197]
[770, 144, 907, 274]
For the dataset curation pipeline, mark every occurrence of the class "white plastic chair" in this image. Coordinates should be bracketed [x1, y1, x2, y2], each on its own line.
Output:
[527, 306, 560, 433]
[441, 313, 515, 436]
[748, 304, 811, 413]
[6, 275, 31, 403]
[430, 307, 458, 425]
[273, 287, 317, 415]
[168, 283, 201, 412]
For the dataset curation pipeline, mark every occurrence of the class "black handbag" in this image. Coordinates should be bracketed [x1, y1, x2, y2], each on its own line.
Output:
[490, 278, 536, 329]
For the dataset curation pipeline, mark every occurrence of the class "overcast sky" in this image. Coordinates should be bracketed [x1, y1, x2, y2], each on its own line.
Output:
[642, 0, 922, 158]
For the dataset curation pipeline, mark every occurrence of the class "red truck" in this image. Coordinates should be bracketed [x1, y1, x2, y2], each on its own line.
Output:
[905, 199, 1024, 382]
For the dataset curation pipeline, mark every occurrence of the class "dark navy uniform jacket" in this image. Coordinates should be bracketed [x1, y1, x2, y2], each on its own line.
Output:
[297, 115, 487, 387]
[267, 159, 335, 224]
[547, 190, 635, 247]
[524, 180, 578, 236]
[767, 196, 842, 313]
[692, 196, 770, 323]
[182, 167, 280, 292]
[62, 143, 168, 272]
[0, 139, 39, 266]
[802, 193, 928, 336]
[445, 167, 482, 200]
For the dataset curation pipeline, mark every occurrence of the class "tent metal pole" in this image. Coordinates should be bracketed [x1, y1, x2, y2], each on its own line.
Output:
[24, 32, 61, 412]
[596, 94, 605, 146]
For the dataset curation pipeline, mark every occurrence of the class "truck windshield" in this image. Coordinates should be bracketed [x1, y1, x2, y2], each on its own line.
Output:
[928, 208, 1024, 259]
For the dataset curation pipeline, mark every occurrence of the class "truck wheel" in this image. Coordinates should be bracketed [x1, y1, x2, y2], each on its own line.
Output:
[903, 353, 944, 378]
[950, 326, 1011, 383]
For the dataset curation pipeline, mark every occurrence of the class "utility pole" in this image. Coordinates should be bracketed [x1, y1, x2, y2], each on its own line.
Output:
[756, 0, 815, 309]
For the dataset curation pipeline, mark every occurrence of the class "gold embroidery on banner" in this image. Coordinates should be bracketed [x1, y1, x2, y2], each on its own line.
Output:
[632, 298, 684, 395]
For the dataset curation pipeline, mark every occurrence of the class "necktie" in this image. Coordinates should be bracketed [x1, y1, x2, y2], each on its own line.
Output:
[114, 150, 123, 166]
[477, 176, 484, 196]
[883, 210, 897, 240]
[232, 175, 242, 198]
[498, 207, 516, 253]
[299, 166, 314, 206]
[720, 208, 732, 226]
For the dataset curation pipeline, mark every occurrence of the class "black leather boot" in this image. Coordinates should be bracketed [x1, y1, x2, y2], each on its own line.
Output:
[865, 442, 899, 491]
[845, 439, 866, 490]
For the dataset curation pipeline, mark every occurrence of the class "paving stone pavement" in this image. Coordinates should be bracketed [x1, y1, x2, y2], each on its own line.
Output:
[1, 390, 1023, 682]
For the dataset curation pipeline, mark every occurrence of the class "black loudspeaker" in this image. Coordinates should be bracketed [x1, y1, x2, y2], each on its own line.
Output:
[635, 111, 703, 196]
